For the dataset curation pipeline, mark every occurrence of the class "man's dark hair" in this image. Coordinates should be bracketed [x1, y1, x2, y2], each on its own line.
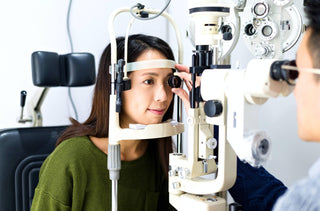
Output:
[304, 0, 320, 75]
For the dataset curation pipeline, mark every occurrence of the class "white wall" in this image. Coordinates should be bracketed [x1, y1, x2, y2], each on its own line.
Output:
[0, 0, 169, 129]
[1, 0, 319, 193]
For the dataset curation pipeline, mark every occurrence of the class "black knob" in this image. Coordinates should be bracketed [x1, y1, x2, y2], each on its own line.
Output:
[20, 90, 27, 107]
[140, 11, 149, 18]
[204, 100, 223, 117]
[223, 32, 233, 41]
[221, 25, 233, 41]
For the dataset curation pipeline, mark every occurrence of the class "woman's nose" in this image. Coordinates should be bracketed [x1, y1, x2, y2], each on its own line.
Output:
[154, 84, 168, 102]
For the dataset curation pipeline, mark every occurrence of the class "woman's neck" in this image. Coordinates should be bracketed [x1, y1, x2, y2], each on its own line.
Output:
[90, 136, 148, 161]
[119, 139, 148, 161]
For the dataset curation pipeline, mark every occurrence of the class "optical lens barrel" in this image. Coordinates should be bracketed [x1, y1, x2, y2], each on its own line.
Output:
[168, 75, 182, 88]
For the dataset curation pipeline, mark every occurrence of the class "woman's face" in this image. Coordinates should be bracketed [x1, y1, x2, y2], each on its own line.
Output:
[120, 50, 174, 127]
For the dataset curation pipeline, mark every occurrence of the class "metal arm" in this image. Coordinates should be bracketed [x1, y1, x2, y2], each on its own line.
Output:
[17, 87, 49, 127]
[107, 6, 185, 211]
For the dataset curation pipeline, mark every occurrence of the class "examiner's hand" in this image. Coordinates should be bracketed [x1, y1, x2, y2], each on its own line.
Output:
[171, 64, 201, 114]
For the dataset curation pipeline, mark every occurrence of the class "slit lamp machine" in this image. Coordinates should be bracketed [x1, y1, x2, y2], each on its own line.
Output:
[107, 0, 303, 210]
[16, 0, 301, 210]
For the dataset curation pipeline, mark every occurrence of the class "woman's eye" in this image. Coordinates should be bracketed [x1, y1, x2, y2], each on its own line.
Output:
[143, 79, 154, 85]
[165, 77, 173, 86]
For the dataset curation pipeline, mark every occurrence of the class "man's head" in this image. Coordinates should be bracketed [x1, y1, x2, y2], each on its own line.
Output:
[305, 0, 320, 80]
[294, 1, 320, 142]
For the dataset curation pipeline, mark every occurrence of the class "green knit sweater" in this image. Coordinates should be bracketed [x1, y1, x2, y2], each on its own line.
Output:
[31, 136, 171, 211]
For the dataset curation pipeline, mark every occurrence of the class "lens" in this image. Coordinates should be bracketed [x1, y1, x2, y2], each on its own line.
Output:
[285, 60, 298, 85]
[258, 139, 269, 155]
[253, 3, 268, 17]
[245, 24, 256, 36]
[262, 25, 273, 37]
[221, 25, 232, 33]
[168, 75, 182, 88]
[271, 60, 298, 85]
[286, 69, 299, 85]
[288, 69, 299, 80]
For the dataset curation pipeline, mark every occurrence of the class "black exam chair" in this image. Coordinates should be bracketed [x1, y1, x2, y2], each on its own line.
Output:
[0, 51, 95, 211]
[0, 126, 67, 211]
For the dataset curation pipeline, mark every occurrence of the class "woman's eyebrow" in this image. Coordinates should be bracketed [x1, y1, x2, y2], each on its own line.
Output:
[167, 72, 174, 77]
[141, 72, 158, 76]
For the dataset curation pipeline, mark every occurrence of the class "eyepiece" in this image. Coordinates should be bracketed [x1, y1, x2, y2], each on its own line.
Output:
[270, 60, 298, 85]
[168, 75, 182, 88]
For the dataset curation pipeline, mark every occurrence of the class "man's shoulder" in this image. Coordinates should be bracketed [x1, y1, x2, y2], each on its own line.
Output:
[273, 176, 320, 211]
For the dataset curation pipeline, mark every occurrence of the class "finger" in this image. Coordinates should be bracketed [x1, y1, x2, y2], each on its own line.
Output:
[172, 88, 190, 115]
[195, 76, 201, 87]
[174, 72, 191, 83]
[174, 72, 201, 90]
[174, 72, 192, 91]
[175, 64, 190, 73]
[185, 81, 192, 92]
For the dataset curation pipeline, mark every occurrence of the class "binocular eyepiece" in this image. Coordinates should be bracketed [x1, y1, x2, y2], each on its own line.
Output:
[168, 75, 182, 88]
[270, 60, 298, 85]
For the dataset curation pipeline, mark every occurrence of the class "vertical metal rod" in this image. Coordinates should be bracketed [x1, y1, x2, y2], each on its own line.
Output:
[108, 141, 121, 211]
[111, 64, 116, 94]
[176, 97, 183, 153]
[212, 47, 218, 65]
[190, 54, 198, 109]
[20, 108, 24, 120]
[112, 180, 118, 211]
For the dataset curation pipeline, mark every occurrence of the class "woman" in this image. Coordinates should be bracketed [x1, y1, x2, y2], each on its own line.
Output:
[31, 34, 177, 211]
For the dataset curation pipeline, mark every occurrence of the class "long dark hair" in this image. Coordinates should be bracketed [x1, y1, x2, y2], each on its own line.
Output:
[56, 34, 175, 175]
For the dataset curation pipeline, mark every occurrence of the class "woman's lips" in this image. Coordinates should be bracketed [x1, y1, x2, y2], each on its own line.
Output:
[148, 108, 165, 115]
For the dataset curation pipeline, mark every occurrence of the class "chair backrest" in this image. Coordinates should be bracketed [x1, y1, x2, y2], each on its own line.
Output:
[0, 126, 67, 211]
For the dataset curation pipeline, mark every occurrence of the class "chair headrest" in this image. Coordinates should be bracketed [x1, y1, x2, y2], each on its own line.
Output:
[31, 51, 96, 87]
